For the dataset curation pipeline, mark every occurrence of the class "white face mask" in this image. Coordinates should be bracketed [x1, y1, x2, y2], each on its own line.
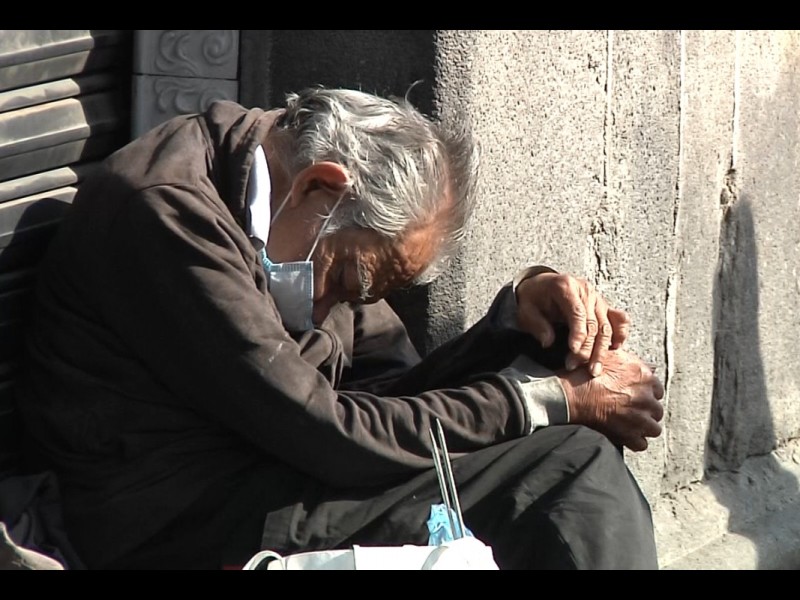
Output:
[260, 192, 341, 332]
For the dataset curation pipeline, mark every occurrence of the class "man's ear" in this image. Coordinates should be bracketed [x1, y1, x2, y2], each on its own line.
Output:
[288, 162, 351, 208]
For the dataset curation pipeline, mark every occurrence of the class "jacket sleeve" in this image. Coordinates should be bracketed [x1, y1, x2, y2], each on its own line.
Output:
[347, 284, 571, 423]
[101, 184, 537, 487]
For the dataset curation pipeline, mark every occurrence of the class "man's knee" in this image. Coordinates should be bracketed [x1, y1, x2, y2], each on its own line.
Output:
[548, 425, 648, 503]
[540, 425, 657, 568]
[465, 425, 657, 569]
[553, 423, 621, 455]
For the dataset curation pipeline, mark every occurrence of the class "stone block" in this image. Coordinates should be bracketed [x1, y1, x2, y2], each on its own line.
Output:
[663, 30, 735, 490]
[133, 30, 239, 80]
[131, 74, 237, 137]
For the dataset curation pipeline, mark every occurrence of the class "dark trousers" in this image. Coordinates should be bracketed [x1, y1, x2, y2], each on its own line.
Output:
[108, 424, 657, 570]
[259, 424, 657, 570]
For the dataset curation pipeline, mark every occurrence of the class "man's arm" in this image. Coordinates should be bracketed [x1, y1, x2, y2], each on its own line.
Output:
[335, 299, 423, 394]
[341, 283, 572, 431]
[102, 185, 534, 488]
[341, 266, 663, 452]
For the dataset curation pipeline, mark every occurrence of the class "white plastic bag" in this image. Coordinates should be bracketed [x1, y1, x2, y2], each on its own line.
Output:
[242, 536, 499, 570]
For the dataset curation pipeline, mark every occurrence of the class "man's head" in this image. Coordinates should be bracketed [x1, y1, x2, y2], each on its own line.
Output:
[266, 87, 480, 324]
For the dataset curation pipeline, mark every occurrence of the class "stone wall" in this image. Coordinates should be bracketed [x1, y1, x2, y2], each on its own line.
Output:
[239, 30, 800, 569]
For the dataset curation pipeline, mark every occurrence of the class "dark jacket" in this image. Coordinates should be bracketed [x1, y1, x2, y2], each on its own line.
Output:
[15, 101, 554, 568]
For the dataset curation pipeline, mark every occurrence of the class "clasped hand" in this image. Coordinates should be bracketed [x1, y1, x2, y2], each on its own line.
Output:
[515, 271, 664, 451]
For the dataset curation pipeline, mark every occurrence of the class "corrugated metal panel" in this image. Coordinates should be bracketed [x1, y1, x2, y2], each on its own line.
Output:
[0, 30, 130, 91]
[0, 30, 133, 474]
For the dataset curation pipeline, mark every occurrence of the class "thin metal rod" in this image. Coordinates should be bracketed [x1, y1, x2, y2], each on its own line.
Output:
[429, 426, 457, 540]
[435, 419, 466, 539]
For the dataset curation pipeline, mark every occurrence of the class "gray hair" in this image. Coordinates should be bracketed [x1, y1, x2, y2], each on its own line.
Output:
[276, 87, 480, 284]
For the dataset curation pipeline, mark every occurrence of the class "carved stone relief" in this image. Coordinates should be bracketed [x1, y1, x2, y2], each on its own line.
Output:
[132, 75, 237, 136]
[134, 30, 238, 79]
[132, 30, 239, 137]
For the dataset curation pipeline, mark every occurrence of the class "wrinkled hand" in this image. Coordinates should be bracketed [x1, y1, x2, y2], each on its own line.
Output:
[516, 272, 630, 377]
[557, 349, 664, 452]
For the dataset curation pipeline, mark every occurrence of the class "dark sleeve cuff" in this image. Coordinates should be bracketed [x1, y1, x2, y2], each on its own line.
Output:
[500, 354, 569, 433]
[492, 265, 559, 332]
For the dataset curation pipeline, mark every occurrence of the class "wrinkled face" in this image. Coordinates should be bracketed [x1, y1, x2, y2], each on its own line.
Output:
[310, 224, 440, 325]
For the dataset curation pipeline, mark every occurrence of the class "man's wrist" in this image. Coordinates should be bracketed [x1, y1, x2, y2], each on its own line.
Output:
[512, 265, 558, 297]
[489, 265, 560, 335]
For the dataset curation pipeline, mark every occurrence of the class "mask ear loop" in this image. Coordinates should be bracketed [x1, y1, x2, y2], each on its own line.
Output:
[304, 191, 348, 262]
[272, 168, 353, 227]
[270, 190, 293, 226]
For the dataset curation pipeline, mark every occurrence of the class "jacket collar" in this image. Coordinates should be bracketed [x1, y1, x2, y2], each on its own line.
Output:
[201, 102, 283, 231]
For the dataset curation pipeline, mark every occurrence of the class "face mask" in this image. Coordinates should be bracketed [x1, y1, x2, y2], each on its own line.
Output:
[261, 192, 341, 332]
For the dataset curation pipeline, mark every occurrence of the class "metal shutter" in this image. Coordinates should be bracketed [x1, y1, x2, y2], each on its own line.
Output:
[0, 30, 133, 474]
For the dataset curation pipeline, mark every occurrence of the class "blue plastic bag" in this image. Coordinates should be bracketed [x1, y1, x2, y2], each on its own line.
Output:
[426, 503, 474, 545]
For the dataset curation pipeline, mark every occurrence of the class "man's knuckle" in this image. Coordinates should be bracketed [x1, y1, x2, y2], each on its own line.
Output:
[554, 276, 572, 294]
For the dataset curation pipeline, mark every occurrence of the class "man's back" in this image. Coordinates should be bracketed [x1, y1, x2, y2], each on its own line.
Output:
[15, 102, 279, 567]
[14, 101, 523, 567]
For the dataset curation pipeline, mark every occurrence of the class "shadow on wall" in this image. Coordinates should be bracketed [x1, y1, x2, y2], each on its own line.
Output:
[705, 190, 798, 568]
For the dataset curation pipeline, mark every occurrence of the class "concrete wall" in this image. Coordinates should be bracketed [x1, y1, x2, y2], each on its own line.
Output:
[239, 30, 800, 569]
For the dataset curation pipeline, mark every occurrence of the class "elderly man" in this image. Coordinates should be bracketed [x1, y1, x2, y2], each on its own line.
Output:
[15, 87, 664, 570]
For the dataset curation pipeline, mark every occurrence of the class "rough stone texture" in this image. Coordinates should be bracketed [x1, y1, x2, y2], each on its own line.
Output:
[259, 30, 437, 114]
[654, 438, 800, 569]
[707, 31, 800, 471]
[663, 31, 735, 491]
[600, 31, 681, 501]
[238, 31, 272, 111]
[434, 30, 607, 344]
[413, 31, 478, 354]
